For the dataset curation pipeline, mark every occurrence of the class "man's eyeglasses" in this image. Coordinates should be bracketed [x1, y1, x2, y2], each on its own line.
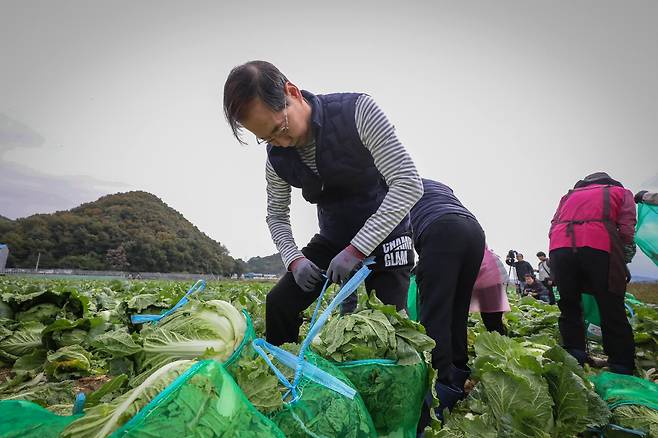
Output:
[256, 98, 288, 145]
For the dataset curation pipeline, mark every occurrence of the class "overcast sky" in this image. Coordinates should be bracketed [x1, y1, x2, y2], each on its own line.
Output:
[1, 1, 657, 277]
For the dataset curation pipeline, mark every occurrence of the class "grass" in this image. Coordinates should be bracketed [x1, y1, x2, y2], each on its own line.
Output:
[627, 281, 658, 305]
[506, 281, 658, 305]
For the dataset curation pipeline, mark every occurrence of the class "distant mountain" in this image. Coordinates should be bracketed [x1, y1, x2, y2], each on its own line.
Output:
[0, 191, 241, 275]
[0, 215, 12, 223]
[245, 254, 285, 275]
[632, 275, 658, 283]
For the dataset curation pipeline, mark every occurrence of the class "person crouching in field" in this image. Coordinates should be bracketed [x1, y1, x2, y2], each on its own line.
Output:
[223, 61, 422, 346]
[506, 251, 534, 295]
[410, 178, 485, 427]
[522, 273, 551, 303]
[549, 172, 637, 375]
[536, 251, 556, 304]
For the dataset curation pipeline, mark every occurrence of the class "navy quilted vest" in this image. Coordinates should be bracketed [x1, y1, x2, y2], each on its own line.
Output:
[267, 90, 411, 249]
[410, 179, 476, 244]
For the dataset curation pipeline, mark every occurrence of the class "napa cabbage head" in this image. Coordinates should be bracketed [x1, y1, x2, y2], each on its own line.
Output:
[62, 359, 195, 438]
[133, 299, 246, 384]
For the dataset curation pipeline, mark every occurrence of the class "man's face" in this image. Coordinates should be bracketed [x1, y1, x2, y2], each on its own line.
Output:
[538, 255, 547, 262]
[240, 84, 310, 148]
[525, 276, 534, 284]
[517, 254, 524, 262]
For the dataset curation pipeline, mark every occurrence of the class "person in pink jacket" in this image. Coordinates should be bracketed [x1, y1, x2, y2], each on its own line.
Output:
[549, 172, 637, 374]
[470, 247, 510, 335]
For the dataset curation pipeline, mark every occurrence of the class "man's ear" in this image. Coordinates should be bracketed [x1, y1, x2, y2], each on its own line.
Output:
[285, 81, 303, 101]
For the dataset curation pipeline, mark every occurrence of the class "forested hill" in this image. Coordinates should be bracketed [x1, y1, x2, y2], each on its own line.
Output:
[245, 254, 286, 275]
[0, 191, 242, 275]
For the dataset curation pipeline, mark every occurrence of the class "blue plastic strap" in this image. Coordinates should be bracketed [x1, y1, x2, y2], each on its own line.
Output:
[625, 303, 635, 318]
[250, 260, 372, 403]
[292, 261, 373, 389]
[72, 392, 86, 415]
[251, 338, 356, 403]
[266, 343, 356, 398]
[302, 261, 373, 352]
[130, 279, 206, 324]
[251, 339, 296, 397]
[607, 423, 647, 437]
[309, 277, 331, 331]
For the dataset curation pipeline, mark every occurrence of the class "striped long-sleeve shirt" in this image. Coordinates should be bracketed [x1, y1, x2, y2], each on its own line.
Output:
[266, 95, 423, 269]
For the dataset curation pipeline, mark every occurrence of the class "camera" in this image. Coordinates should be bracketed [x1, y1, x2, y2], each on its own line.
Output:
[507, 249, 517, 260]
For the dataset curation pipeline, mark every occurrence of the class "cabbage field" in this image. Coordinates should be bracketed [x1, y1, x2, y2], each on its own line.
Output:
[1, 276, 657, 437]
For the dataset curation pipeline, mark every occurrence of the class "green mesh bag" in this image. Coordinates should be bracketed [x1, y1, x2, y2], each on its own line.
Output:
[267, 349, 377, 438]
[624, 293, 646, 308]
[582, 293, 603, 340]
[112, 359, 285, 437]
[590, 372, 658, 437]
[223, 310, 257, 375]
[590, 372, 658, 411]
[582, 294, 637, 341]
[336, 358, 428, 438]
[0, 400, 81, 438]
[636, 202, 658, 267]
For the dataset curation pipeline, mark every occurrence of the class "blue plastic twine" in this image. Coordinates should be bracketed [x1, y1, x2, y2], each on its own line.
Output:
[251, 338, 356, 403]
[130, 279, 206, 324]
[250, 259, 374, 404]
[72, 392, 86, 415]
[291, 260, 374, 393]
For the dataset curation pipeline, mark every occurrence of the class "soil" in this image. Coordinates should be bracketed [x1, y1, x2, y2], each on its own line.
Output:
[72, 375, 112, 394]
[0, 367, 13, 382]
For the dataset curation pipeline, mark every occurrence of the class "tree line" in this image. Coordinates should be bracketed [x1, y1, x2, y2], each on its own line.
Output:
[0, 191, 246, 276]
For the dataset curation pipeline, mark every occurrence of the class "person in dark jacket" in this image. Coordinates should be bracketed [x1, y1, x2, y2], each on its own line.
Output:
[411, 179, 486, 427]
[506, 252, 534, 294]
[522, 273, 551, 303]
[223, 61, 423, 345]
[549, 172, 636, 374]
[536, 251, 556, 304]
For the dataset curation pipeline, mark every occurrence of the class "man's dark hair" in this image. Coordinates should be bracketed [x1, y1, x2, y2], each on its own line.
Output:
[537, 251, 546, 257]
[524, 273, 534, 279]
[516, 253, 524, 258]
[223, 61, 288, 144]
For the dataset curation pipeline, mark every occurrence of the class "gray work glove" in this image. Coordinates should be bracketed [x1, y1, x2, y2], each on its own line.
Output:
[327, 245, 365, 285]
[623, 243, 637, 264]
[290, 257, 323, 292]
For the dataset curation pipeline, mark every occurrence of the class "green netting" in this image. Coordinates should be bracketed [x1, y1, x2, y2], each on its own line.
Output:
[609, 405, 657, 438]
[112, 359, 285, 438]
[0, 400, 81, 438]
[625, 293, 646, 308]
[583, 293, 640, 341]
[269, 350, 377, 438]
[590, 371, 658, 411]
[583, 293, 603, 340]
[636, 202, 658, 267]
[223, 310, 257, 374]
[336, 358, 428, 438]
[407, 274, 419, 322]
[590, 372, 658, 437]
